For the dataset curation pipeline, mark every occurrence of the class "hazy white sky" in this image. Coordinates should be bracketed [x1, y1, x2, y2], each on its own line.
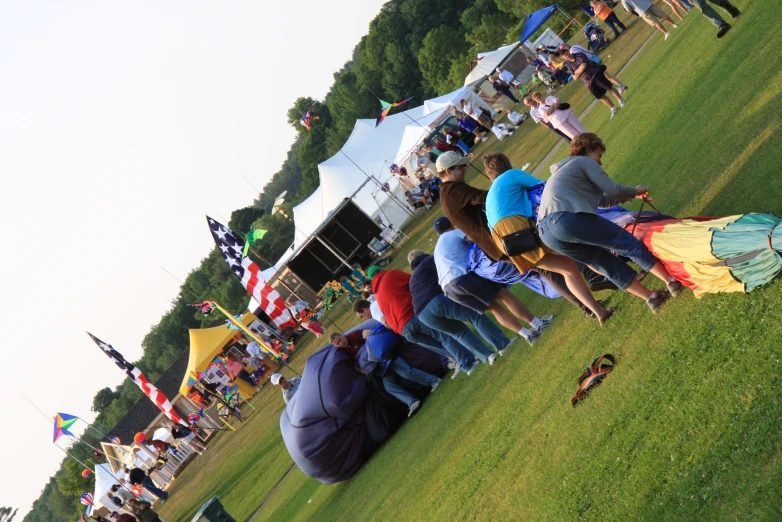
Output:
[0, 1, 387, 517]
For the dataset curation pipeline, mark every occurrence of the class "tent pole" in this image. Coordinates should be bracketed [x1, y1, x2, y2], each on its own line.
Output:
[558, 6, 584, 28]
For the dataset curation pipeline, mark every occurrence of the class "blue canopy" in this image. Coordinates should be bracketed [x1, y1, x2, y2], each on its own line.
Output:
[520, 5, 559, 44]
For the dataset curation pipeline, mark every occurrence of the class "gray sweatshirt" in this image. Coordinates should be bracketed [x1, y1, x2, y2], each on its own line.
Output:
[538, 156, 638, 220]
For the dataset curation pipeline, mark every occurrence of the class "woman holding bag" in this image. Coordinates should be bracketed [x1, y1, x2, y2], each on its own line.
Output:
[484, 153, 614, 325]
[531, 92, 588, 140]
[536, 133, 684, 314]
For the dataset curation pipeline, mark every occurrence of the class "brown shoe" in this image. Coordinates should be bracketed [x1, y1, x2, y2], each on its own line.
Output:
[647, 291, 670, 314]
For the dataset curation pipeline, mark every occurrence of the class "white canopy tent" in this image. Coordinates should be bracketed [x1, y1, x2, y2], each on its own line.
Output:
[464, 42, 521, 86]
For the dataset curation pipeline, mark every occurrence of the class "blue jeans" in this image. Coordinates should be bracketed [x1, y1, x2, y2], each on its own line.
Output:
[401, 316, 475, 369]
[382, 358, 439, 407]
[538, 212, 658, 290]
[141, 475, 168, 500]
[603, 12, 626, 37]
[418, 294, 509, 362]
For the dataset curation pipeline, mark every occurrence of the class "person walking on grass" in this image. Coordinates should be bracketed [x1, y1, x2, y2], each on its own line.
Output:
[488, 75, 520, 104]
[661, 0, 690, 21]
[590, 0, 627, 37]
[531, 92, 588, 140]
[561, 50, 627, 119]
[127, 468, 167, 502]
[270, 373, 301, 404]
[536, 133, 684, 314]
[687, 0, 740, 38]
[483, 153, 615, 326]
[620, 0, 679, 40]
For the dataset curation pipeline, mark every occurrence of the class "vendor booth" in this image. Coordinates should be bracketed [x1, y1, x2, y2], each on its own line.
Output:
[179, 313, 280, 401]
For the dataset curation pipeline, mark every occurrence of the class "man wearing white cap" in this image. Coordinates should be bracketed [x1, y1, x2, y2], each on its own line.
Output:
[270, 373, 301, 404]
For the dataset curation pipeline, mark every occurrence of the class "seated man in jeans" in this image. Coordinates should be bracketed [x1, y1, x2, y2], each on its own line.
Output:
[369, 270, 479, 376]
[331, 329, 440, 417]
[408, 249, 517, 371]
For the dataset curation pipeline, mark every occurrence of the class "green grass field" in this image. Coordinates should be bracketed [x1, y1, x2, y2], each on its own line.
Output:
[160, 3, 782, 520]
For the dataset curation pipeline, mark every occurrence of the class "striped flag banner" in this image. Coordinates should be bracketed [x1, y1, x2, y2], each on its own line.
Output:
[206, 216, 297, 330]
[88, 333, 186, 426]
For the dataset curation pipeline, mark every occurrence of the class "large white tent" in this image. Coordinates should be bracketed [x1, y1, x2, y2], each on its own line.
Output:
[464, 42, 520, 86]
[266, 85, 501, 273]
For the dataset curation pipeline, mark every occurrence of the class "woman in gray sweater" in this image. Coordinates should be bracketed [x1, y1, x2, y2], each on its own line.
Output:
[537, 133, 684, 313]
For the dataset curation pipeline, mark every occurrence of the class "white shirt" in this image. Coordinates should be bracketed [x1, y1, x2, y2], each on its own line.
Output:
[245, 341, 263, 358]
[542, 95, 569, 127]
[434, 229, 471, 289]
[498, 69, 515, 83]
[491, 124, 513, 140]
[621, 0, 654, 14]
[507, 111, 524, 124]
[529, 105, 548, 124]
[369, 300, 385, 322]
[463, 102, 482, 121]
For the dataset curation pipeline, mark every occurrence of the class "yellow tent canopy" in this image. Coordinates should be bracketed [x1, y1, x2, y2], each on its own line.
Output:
[179, 312, 258, 398]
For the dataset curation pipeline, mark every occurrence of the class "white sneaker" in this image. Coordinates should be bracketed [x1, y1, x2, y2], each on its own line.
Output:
[450, 365, 461, 379]
[521, 162, 532, 170]
[498, 336, 519, 356]
[523, 330, 540, 346]
[672, 23, 679, 28]
[609, 106, 620, 119]
[408, 400, 421, 417]
[619, 99, 626, 108]
[664, 32, 670, 40]
[481, 136, 488, 142]
[488, 354, 497, 366]
[430, 379, 440, 392]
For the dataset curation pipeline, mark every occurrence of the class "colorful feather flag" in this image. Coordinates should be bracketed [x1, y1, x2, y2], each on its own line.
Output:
[299, 110, 320, 131]
[88, 333, 187, 426]
[242, 227, 268, 258]
[53, 413, 79, 443]
[80, 492, 94, 506]
[206, 216, 297, 329]
[376, 97, 413, 126]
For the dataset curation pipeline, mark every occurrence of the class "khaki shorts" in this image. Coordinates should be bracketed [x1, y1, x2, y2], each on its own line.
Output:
[641, 3, 667, 24]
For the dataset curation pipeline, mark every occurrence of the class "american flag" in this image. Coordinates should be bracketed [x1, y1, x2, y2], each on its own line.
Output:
[88, 333, 187, 426]
[206, 216, 297, 330]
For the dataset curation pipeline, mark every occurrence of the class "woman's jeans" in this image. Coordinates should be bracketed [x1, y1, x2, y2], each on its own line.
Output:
[538, 211, 658, 290]
[604, 13, 627, 37]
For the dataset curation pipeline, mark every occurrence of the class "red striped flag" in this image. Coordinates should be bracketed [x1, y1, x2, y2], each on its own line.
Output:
[206, 216, 297, 330]
[88, 333, 187, 426]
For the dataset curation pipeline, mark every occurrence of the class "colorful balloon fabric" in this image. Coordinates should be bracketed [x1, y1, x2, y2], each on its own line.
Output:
[53, 412, 79, 443]
[188, 412, 201, 424]
[111, 436, 121, 445]
[80, 492, 94, 506]
[134, 432, 147, 445]
[81, 469, 92, 478]
[628, 213, 782, 297]
[300, 110, 320, 131]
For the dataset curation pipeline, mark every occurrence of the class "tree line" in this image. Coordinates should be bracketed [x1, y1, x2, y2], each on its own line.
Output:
[24, 0, 581, 519]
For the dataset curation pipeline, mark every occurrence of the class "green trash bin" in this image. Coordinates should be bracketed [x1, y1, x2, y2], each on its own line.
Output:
[191, 496, 236, 522]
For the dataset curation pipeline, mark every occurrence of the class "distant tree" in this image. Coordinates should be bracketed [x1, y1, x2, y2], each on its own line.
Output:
[6, 508, 18, 522]
[418, 25, 471, 94]
[228, 207, 265, 236]
[91, 387, 119, 413]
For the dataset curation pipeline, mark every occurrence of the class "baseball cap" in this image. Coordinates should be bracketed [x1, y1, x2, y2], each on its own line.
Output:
[433, 216, 452, 235]
[270, 373, 283, 386]
[435, 151, 471, 172]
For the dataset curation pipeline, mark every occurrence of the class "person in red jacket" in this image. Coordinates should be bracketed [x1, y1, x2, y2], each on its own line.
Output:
[372, 269, 479, 375]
